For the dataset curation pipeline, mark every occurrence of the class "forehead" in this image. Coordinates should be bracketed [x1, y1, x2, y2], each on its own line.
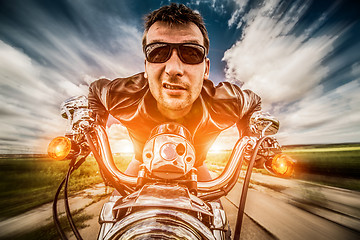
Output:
[146, 21, 204, 45]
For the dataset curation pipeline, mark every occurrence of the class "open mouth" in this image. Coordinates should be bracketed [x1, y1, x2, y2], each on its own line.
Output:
[163, 83, 186, 90]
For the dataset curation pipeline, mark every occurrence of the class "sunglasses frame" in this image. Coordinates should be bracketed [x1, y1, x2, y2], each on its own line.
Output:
[144, 42, 206, 64]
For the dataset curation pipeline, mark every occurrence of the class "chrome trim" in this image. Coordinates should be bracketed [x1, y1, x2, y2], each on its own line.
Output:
[60, 95, 94, 135]
[89, 121, 255, 194]
[98, 197, 119, 240]
[250, 111, 279, 136]
[113, 183, 213, 216]
[209, 201, 229, 239]
[89, 123, 255, 194]
[60, 95, 88, 119]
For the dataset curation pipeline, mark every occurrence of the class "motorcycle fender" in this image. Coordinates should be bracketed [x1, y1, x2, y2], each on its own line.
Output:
[103, 208, 216, 240]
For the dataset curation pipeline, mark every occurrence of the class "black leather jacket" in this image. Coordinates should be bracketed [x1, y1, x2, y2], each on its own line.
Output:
[88, 72, 261, 166]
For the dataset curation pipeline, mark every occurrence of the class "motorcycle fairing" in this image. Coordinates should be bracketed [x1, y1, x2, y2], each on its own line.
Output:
[112, 183, 213, 216]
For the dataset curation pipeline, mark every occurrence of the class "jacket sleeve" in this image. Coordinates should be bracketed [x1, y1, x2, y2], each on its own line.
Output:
[88, 78, 111, 127]
[234, 86, 262, 137]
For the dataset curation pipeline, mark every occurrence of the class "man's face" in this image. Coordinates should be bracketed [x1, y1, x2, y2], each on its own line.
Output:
[144, 21, 210, 119]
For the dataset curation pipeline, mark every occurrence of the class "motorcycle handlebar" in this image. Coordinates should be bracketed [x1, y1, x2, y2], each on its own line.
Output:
[86, 125, 255, 195]
[85, 125, 137, 191]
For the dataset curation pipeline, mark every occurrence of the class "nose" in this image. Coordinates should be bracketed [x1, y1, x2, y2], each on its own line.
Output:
[164, 49, 184, 77]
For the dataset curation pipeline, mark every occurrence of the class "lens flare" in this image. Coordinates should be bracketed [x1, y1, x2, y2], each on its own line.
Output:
[271, 154, 295, 177]
[48, 136, 72, 160]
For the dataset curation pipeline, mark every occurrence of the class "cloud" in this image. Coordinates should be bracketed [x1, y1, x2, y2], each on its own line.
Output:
[0, 41, 67, 153]
[188, 0, 227, 15]
[222, 0, 339, 106]
[212, 78, 360, 146]
[276, 79, 360, 144]
[221, 0, 360, 144]
[0, 1, 144, 153]
[227, 0, 250, 28]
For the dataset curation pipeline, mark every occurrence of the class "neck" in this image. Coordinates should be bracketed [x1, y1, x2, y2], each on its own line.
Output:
[157, 103, 192, 121]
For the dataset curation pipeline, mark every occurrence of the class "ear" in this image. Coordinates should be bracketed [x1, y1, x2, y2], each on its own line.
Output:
[144, 60, 148, 79]
[203, 58, 210, 80]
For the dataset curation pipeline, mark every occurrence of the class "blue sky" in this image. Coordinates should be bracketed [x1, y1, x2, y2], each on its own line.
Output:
[0, 0, 359, 153]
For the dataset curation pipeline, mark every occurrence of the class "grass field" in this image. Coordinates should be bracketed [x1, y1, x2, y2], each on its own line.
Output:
[282, 144, 360, 178]
[0, 154, 132, 219]
[282, 144, 360, 190]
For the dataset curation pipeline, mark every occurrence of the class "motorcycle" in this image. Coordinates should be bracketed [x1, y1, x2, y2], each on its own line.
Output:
[48, 95, 295, 240]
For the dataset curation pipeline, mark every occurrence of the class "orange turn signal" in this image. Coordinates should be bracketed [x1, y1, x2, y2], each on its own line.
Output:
[48, 136, 72, 160]
[271, 154, 295, 177]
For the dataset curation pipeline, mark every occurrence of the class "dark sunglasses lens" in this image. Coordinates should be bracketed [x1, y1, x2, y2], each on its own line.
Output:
[179, 45, 205, 64]
[146, 44, 171, 63]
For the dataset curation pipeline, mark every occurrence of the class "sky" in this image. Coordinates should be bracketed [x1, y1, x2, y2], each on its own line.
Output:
[0, 0, 359, 154]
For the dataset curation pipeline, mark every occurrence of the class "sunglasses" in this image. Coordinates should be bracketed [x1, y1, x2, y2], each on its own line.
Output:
[144, 42, 206, 64]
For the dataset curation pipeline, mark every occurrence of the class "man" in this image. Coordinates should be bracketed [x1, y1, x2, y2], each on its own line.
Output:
[88, 3, 261, 181]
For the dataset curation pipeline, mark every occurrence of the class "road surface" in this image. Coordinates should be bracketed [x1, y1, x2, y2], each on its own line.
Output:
[1, 174, 359, 239]
[75, 173, 359, 239]
[222, 173, 360, 240]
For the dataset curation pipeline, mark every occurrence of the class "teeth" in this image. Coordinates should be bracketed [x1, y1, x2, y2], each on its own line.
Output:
[164, 83, 184, 90]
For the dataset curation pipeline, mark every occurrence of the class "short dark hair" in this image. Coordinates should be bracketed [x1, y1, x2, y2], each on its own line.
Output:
[142, 3, 209, 54]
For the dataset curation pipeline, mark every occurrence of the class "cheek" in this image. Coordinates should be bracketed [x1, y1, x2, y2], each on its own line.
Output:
[146, 65, 161, 84]
[193, 80, 203, 96]
[148, 78, 160, 98]
[189, 67, 205, 91]
[146, 64, 164, 81]
[147, 71, 163, 100]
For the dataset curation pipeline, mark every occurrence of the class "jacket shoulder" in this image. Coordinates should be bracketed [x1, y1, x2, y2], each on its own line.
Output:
[88, 72, 148, 115]
[107, 72, 148, 94]
[202, 79, 242, 100]
[201, 79, 261, 119]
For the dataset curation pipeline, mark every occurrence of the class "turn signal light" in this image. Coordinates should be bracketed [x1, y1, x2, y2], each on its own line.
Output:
[48, 136, 72, 160]
[271, 154, 295, 177]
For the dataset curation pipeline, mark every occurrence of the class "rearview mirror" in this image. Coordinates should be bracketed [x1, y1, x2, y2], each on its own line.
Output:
[250, 111, 279, 136]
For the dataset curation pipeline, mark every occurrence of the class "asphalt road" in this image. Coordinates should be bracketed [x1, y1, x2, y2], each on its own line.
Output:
[59, 176, 360, 240]
[221, 196, 275, 240]
[1, 175, 359, 240]
[222, 174, 360, 240]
